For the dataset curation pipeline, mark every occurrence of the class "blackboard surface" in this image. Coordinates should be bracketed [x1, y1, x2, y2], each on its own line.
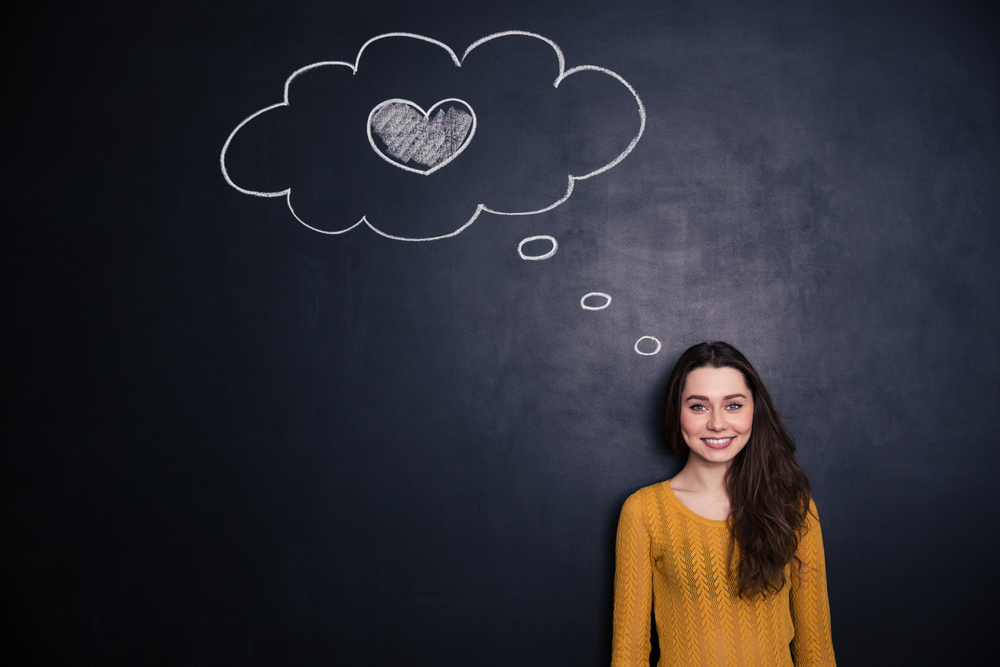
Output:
[5, 1, 998, 664]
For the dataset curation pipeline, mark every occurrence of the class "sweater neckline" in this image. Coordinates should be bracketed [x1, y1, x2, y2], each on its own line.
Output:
[662, 480, 731, 528]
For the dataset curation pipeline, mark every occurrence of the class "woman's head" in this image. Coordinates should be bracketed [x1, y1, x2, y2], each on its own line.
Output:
[664, 341, 789, 465]
[664, 341, 811, 598]
[676, 365, 755, 467]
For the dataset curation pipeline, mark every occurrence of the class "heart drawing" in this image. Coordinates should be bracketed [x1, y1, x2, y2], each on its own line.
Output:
[367, 98, 477, 175]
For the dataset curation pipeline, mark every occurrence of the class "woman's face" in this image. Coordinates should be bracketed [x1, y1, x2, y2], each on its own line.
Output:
[679, 366, 754, 467]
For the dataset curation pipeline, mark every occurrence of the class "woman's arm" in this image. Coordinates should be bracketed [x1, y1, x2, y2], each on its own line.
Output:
[611, 492, 653, 667]
[789, 501, 836, 667]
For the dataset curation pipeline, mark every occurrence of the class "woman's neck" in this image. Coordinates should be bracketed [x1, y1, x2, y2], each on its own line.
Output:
[669, 457, 732, 520]
[671, 455, 729, 493]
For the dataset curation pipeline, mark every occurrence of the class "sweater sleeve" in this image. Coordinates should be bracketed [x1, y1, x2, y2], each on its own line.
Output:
[789, 501, 836, 667]
[610, 491, 653, 667]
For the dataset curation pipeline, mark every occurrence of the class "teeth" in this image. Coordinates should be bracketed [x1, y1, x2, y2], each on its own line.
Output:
[705, 438, 731, 444]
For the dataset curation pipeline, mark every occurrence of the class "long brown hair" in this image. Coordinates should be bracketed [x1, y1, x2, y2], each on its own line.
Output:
[664, 342, 812, 599]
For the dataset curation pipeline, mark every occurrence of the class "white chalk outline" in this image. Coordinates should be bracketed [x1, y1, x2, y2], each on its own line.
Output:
[220, 31, 647, 241]
[580, 292, 612, 310]
[366, 98, 477, 175]
[517, 235, 558, 260]
[634, 336, 662, 356]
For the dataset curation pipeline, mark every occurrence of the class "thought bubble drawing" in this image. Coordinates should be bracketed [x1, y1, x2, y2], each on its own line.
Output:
[634, 336, 662, 356]
[580, 292, 612, 310]
[518, 235, 559, 261]
[220, 31, 646, 241]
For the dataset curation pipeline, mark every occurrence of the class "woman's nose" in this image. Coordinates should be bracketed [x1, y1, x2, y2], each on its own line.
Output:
[707, 411, 727, 431]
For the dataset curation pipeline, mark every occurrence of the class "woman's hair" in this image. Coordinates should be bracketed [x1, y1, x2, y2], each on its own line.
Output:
[664, 341, 812, 599]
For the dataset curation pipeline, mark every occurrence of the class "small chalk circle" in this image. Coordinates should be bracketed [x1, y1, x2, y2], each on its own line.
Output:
[634, 335, 661, 356]
[518, 235, 558, 260]
[580, 292, 612, 310]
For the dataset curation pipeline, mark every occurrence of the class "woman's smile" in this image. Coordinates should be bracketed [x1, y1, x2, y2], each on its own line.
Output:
[703, 436, 736, 448]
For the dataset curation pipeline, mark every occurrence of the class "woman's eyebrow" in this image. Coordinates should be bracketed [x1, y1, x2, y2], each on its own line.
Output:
[684, 393, 748, 401]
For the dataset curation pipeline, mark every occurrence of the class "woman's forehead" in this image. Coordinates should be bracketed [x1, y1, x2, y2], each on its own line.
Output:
[682, 366, 750, 396]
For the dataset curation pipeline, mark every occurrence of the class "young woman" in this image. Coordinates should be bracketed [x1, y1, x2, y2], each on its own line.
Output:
[611, 342, 835, 667]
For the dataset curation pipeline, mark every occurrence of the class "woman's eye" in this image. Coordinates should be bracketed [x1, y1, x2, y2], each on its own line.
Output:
[690, 404, 707, 412]
[726, 403, 743, 410]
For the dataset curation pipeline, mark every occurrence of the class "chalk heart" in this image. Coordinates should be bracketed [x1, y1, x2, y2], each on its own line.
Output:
[367, 98, 477, 175]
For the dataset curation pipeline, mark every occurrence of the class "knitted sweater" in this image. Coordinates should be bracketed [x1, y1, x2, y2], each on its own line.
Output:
[611, 481, 835, 667]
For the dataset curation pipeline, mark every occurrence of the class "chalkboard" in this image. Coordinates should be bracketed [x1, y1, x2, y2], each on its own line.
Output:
[5, 1, 998, 665]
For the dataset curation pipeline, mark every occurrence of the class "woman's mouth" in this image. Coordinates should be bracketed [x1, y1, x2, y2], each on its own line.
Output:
[702, 437, 735, 449]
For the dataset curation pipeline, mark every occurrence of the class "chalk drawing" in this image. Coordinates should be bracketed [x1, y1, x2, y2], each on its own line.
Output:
[368, 99, 476, 174]
[220, 31, 646, 241]
[634, 336, 661, 356]
[580, 292, 612, 310]
[518, 235, 558, 261]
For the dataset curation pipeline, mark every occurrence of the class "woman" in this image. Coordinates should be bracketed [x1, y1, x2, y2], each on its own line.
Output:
[611, 342, 835, 667]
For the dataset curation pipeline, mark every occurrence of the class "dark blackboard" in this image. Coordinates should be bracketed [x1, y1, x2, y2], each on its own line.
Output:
[4, 1, 998, 664]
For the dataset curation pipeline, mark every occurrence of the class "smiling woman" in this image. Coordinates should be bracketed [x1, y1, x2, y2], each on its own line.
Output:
[611, 342, 836, 667]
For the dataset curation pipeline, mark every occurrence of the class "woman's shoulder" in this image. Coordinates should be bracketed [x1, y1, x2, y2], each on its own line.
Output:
[620, 480, 670, 516]
[625, 479, 670, 502]
[806, 497, 821, 521]
[799, 497, 825, 544]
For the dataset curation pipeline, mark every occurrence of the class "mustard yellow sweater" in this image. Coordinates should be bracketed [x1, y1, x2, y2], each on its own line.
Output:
[611, 481, 835, 667]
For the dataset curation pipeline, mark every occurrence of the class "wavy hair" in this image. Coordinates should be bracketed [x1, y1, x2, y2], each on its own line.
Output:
[664, 342, 812, 599]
